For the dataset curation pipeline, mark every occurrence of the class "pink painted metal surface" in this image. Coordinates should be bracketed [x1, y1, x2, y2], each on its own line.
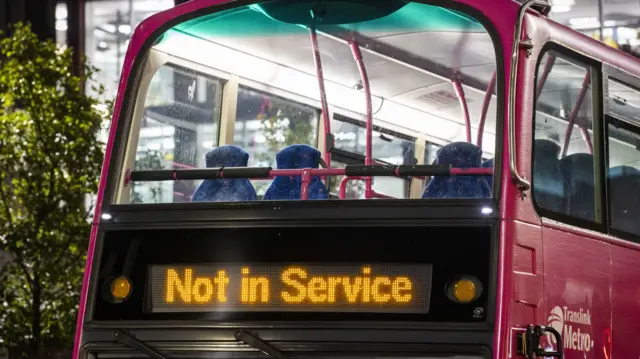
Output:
[536, 53, 555, 99]
[452, 77, 472, 143]
[541, 220, 612, 359]
[499, 9, 535, 359]
[337, 175, 396, 199]
[73, 0, 521, 357]
[300, 169, 311, 200]
[505, 219, 543, 358]
[124, 167, 491, 198]
[348, 41, 377, 200]
[610, 245, 640, 358]
[127, 167, 489, 183]
[73, 1, 640, 359]
[73, 0, 520, 358]
[523, 13, 640, 359]
[477, 70, 497, 148]
[579, 126, 594, 154]
[309, 27, 332, 168]
[339, 176, 367, 199]
[560, 69, 591, 157]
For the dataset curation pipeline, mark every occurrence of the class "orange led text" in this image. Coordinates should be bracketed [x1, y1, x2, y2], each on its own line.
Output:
[281, 266, 412, 304]
[166, 268, 230, 303]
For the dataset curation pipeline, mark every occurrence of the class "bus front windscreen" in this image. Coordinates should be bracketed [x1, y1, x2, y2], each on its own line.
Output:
[115, 0, 500, 205]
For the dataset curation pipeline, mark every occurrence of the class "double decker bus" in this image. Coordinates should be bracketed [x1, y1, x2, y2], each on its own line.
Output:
[73, 0, 640, 358]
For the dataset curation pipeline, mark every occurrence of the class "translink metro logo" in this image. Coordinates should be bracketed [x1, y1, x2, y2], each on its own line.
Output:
[547, 306, 594, 352]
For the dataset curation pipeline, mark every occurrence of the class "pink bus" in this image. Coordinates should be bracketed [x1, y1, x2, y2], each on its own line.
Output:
[72, 0, 640, 359]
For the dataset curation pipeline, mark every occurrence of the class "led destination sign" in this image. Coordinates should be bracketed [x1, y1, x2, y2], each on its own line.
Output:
[149, 264, 432, 313]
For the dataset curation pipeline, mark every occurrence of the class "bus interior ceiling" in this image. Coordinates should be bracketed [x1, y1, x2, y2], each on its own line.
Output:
[153, 32, 498, 148]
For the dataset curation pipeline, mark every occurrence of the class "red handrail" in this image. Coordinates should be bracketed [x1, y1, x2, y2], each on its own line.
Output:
[452, 75, 472, 143]
[477, 70, 497, 148]
[561, 69, 592, 157]
[349, 41, 377, 199]
[128, 167, 494, 201]
[339, 176, 366, 199]
[536, 53, 556, 99]
[309, 27, 332, 168]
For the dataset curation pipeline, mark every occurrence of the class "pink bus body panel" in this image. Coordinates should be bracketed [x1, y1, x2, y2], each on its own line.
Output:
[507, 12, 640, 359]
[72, 1, 640, 359]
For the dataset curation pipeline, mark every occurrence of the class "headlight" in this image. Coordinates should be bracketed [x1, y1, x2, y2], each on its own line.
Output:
[446, 275, 483, 303]
[103, 276, 132, 303]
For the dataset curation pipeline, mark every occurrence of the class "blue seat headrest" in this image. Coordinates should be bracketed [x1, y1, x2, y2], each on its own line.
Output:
[530, 140, 566, 212]
[532, 140, 564, 195]
[191, 145, 257, 202]
[433, 141, 483, 167]
[559, 153, 595, 220]
[560, 153, 594, 178]
[274, 144, 321, 169]
[204, 145, 249, 167]
[263, 144, 328, 201]
[609, 165, 640, 179]
[422, 142, 490, 199]
[534, 139, 561, 159]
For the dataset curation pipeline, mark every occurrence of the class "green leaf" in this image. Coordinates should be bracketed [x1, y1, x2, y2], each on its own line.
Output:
[0, 22, 111, 358]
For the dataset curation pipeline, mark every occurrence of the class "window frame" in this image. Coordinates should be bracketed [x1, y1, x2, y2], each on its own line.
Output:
[602, 65, 640, 243]
[530, 43, 606, 233]
[123, 60, 227, 204]
[331, 113, 417, 165]
[234, 83, 322, 151]
[330, 114, 416, 199]
[233, 83, 322, 198]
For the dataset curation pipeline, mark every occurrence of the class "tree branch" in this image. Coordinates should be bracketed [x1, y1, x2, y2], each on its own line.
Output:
[83, 204, 95, 222]
[16, 260, 34, 289]
[0, 180, 14, 228]
[53, 205, 93, 265]
[52, 228, 81, 265]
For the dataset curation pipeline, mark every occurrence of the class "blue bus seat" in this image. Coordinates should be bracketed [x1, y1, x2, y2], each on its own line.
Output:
[609, 172, 640, 235]
[263, 144, 328, 200]
[192, 145, 258, 202]
[559, 152, 595, 221]
[608, 165, 639, 179]
[422, 142, 491, 198]
[482, 158, 494, 188]
[532, 139, 566, 213]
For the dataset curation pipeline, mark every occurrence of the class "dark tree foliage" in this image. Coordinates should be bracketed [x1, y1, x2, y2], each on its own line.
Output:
[0, 23, 109, 358]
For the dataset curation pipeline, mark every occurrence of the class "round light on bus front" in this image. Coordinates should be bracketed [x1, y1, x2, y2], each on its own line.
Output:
[446, 276, 482, 304]
[103, 276, 132, 303]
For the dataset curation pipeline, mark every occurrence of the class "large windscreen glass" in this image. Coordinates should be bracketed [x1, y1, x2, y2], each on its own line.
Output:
[116, 0, 499, 204]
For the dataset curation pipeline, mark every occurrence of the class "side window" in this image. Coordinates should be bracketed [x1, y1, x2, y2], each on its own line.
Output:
[330, 115, 415, 198]
[606, 79, 640, 237]
[424, 143, 442, 165]
[131, 64, 222, 204]
[533, 50, 599, 223]
[233, 86, 319, 196]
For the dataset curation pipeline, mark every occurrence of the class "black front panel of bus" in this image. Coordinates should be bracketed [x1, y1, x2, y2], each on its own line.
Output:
[92, 225, 494, 322]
